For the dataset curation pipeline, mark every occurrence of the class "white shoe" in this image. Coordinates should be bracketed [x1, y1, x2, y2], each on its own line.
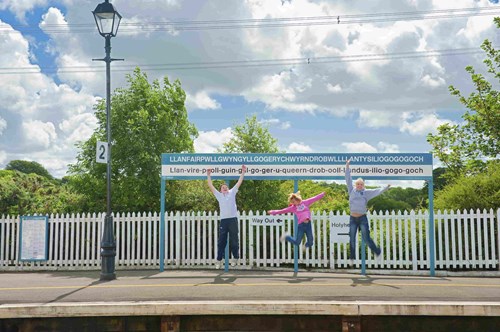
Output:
[349, 259, 354, 267]
[375, 253, 382, 263]
[300, 243, 306, 252]
[215, 260, 221, 269]
[230, 259, 238, 267]
[280, 232, 289, 242]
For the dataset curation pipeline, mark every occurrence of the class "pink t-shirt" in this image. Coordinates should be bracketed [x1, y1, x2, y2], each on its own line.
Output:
[269, 192, 325, 224]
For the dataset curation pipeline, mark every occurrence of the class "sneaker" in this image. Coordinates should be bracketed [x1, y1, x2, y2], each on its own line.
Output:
[280, 232, 290, 242]
[349, 259, 354, 267]
[300, 243, 306, 252]
[215, 260, 221, 269]
[230, 259, 238, 267]
[375, 253, 382, 263]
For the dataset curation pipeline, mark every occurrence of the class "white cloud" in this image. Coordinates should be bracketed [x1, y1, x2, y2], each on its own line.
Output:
[0, 150, 6, 164]
[287, 142, 312, 152]
[457, 13, 496, 43]
[326, 83, 342, 93]
[377, 142, 399, 153]
[0, 0, 48, 22]
[358, 110, 401, 129]
[39, 7, 103, 92]
[342, 142, 378, 153]
[2, 0, 497, 179]
[0, 14, 100, 177]
[194, 128, 233, 153]
[260, 118, 291, 130]
[186, 91, 221, 111]
[357, 109, 453, 136]
[0, 117, 6, 135]
[59, 113, 99, 144]
[22, 120, 57, 149]
[400, 112, 454, 136]
[245, 71, 318, 112]
[421, 74, 445, 88]
[341, 141, 399, 154]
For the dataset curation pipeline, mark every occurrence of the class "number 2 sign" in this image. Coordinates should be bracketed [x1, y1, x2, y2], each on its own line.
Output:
[96, 141, 108, 164]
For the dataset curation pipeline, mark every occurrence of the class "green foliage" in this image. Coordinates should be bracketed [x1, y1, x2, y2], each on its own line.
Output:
[68, 68, 198, 213]
[434, 160, 500, 211]
[422, 167, 449, 194]
[369, 195, 412, 212]
[427, 22, 500, 179]
[221, 115, 279, 154]
[167, 180, 218, 212]
[0, 170, 85, 215]
[277, 180, 348, 212]
[5, 160, 53, 180]
[370, 186, 426, 211]
[219, 115, 285, 212]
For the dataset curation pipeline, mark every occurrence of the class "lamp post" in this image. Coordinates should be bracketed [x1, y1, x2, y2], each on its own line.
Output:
[93, 0, 122, 281]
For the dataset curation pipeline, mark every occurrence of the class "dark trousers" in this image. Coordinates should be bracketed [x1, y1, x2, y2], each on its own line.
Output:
[349, 215, 381, 259]
[285, 221, 314, 247]
[217, 217, 239, 261]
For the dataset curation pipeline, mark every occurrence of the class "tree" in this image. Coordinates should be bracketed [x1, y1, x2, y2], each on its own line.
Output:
[0, 170, 84, 215]
[370, 186, 426, 212]
[422, 167, 448, 193]
[68, 68, 198, 213]
[434, 160, 500, 211]
[427, 18, 500, 178]
[5, 160, 53, 180]
[219, 115, 284, 212]
[167, 180, 218, 212]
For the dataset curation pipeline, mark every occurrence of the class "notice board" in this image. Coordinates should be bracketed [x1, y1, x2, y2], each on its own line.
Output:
[19, 216, 49, 261]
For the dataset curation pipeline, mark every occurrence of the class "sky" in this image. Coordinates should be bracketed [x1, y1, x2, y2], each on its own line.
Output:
[0, 0, 499, 188]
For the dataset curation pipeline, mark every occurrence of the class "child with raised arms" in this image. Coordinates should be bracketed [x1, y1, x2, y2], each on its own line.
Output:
[268, 191, 325, 251]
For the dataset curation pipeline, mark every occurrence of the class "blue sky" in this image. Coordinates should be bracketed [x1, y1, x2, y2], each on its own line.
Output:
[1, 0, 500, 188]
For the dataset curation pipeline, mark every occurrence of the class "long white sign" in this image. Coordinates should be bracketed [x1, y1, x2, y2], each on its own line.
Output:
[161, 153, 433, 180]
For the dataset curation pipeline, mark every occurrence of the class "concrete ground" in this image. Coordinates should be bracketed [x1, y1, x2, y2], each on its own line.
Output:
[1, 269, 500, 319]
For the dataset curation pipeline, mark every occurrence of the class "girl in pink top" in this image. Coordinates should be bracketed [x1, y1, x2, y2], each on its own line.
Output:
[268, 191, 325, 251]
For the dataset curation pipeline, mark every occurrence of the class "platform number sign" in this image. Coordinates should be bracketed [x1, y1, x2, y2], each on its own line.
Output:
[96, 141, 108, 164]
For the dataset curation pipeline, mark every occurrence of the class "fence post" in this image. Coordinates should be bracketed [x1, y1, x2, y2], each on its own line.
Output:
[160, 178, 166, 271]
[497, 208, 500, 271]
[428, 180, 435, 276]
[410, 210, 417, 271]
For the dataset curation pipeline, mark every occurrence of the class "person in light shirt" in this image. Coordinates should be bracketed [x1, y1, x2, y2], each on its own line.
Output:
[268, 191, 325, 252]
[207, 165, 246, 269]
[345, 158, 390, 264]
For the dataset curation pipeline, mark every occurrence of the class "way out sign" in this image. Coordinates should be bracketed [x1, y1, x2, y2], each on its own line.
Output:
[250, 215, 285, 226]
[330, 216, 350, 244]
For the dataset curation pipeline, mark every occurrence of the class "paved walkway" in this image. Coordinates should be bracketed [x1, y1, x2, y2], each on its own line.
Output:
[1, 269, 500, 318]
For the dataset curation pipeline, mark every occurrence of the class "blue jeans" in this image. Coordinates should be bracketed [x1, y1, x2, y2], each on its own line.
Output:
[349, 215, 381, 259]
[286, 221, 314, 248]
[217, 217, 239, 261]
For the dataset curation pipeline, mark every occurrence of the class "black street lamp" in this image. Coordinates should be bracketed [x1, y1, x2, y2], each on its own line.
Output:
[92, 0, 122, 281]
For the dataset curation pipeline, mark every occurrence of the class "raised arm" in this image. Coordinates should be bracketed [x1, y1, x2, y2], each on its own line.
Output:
[345, 158, 353, 193]
[268, 205, 295, 215]
[365, 184, 391, 200]
[234, 165, 247, 189]
[207, 168, 217, 193]
[302, 192, 326, 206]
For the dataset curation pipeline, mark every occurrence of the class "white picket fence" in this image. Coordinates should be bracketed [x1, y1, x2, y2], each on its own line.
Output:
[1, 209, 499, 272]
